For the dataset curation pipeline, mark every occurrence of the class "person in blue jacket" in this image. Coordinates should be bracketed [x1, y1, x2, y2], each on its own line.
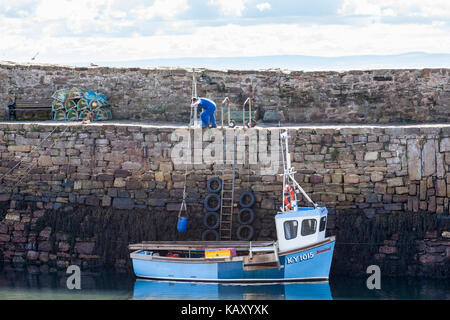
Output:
[191, 97, 217, 128]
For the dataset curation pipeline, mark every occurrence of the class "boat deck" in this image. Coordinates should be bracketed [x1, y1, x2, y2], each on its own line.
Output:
[128, 241, 275, 252]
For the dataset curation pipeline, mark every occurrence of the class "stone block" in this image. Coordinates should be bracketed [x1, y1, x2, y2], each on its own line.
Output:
[75, 242, 95, 255]
[407, 139, 421, 180]
[26, 250, 39, 261]
[379, 246, 397, 254]
[8, 145, 31, 152]
[166, 203, 181, 211]
[159, 162, 173, 172]
[113, 178, 126, 188]
[97, 174, 114, 181]
[440, 138, 450, 152]
[38, 241, 52, 252]
[331, 174, 343, 184]
[374, 183, 387, 194]
[102, 195, 112, 207]
[395, 187, 409, 195]
[85, 196, 99, 206]
[114, 169, 131, 177]
[344, 175, 359, 184]
[0, 193, 11, 201]
[0, 234, 10, 242]
[122, 161, 142, 171]
[261, 199, 275, 209]
[155, 172, 164, 182]
[436, 179, 446, 197]
[310, 175, 323, 184]
[419, 254, 445, 264]
[364, 152, 378, 161]
[370, 172, 384, 182]
[39, 252, 49, 263]
[112, 197, 134, 210]
[387, 177, 403, 187]
[422, 140, 435, 176]
[38, 155, 52, 167]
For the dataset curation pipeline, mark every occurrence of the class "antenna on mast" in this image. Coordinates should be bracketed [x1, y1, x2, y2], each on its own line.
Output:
[280, 129, 318, 211]
[190, 69, 201, 128]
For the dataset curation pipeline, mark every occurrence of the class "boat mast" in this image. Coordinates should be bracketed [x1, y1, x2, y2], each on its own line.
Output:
[280, 130, 318, 210]
[191, 69, 200, 128]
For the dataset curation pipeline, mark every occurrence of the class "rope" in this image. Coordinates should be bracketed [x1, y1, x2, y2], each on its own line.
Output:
[14, 126, 70, 187]
[0, 126, 59, 183]
[178, 69, 196, 219]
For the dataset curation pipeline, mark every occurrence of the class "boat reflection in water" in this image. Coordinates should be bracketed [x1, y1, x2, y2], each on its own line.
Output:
[133, 279, 332, 300]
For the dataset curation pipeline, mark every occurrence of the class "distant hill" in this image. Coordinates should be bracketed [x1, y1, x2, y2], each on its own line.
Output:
[73, 52, 450, 71]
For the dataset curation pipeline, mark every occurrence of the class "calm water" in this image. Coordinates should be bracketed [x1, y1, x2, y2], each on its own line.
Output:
[0, 267, 448, 300]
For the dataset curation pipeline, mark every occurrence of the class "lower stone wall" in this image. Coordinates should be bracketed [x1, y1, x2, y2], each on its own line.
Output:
[0, 122, 449, 277]
[0, 203, 449, 277]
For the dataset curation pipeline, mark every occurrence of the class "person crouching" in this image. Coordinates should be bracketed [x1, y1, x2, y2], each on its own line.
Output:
[191, 97, 217, 128]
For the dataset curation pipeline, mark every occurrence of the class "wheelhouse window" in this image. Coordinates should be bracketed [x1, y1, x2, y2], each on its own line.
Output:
[301, 219, 317, 236]
[284, 220, 298, 240]
[319, 217, 327, 232]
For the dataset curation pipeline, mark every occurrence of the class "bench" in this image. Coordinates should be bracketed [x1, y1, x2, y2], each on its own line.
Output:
[7, 98, 53, 120]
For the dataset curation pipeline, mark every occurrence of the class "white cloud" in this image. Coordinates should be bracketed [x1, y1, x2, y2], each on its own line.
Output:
[132, 0, 189, 20]
[209, 0, 249, 16]
[2, 22, 450, 64]
[0, 0, 449, 65]
[256, 2, 271, 12]
[339, 0, 450, 17]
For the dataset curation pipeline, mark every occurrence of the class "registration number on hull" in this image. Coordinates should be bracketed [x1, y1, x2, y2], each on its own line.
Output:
[286, 252, 314, 264]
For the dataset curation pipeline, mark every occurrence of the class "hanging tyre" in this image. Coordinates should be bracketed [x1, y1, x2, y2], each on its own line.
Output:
[203, 211, 220, 229]
[202, 229, 219, 241]
[204, 193, 221, 212]
[237, 208, 255, 225]
[239, 190, 255, 208]
[206, 177, 222, 193]
[236, 225, 254, 241]
[229, 120, 236, 128]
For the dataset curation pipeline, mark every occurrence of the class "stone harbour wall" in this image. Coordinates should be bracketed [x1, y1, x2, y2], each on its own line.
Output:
[0, 122, 449, 277]
[0, 62, 449, 123]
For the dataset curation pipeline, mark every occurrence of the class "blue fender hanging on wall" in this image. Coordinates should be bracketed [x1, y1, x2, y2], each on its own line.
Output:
[177, 216, 188, 233]
[177, 200, 188, 233]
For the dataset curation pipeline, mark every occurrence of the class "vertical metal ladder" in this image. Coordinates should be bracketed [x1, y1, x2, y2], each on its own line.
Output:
[219, 131, 237, 240]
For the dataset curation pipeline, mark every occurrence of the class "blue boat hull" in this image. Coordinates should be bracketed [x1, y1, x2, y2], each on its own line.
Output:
[131, 239, 335, 283]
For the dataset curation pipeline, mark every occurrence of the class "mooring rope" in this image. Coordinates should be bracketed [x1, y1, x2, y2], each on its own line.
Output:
[0, 126, 59, 183]
[178, 70, 196, 219]
[7, 126, 70, 188]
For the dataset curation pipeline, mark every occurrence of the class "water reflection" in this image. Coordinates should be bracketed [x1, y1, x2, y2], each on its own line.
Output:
[0, 265, 448, 300]
[133, 280, 332, 300]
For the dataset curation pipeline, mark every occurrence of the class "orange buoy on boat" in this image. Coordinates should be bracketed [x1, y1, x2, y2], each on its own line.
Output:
[284, 185, 296, 210]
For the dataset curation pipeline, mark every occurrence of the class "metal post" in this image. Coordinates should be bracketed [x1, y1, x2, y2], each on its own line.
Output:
[191, 69, 200, 128]
[248, 98, 252, 128]
[221, 97, 229, 129]
[243, 97, 250, 127]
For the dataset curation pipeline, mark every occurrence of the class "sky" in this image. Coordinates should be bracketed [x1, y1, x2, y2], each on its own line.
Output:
[0, 0, 449, 66]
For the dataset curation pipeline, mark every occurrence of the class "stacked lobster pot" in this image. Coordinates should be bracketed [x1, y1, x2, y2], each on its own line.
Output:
[51, 87, 112, 121]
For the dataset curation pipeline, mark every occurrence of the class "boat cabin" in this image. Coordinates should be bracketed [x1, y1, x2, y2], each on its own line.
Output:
[275, 207, 328, 253]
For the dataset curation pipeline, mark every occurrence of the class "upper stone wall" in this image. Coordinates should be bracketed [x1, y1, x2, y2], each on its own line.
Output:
[0, 62, 449, 123]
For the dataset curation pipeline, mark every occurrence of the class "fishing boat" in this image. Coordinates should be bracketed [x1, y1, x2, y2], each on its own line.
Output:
[129, 130, 335, 283]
